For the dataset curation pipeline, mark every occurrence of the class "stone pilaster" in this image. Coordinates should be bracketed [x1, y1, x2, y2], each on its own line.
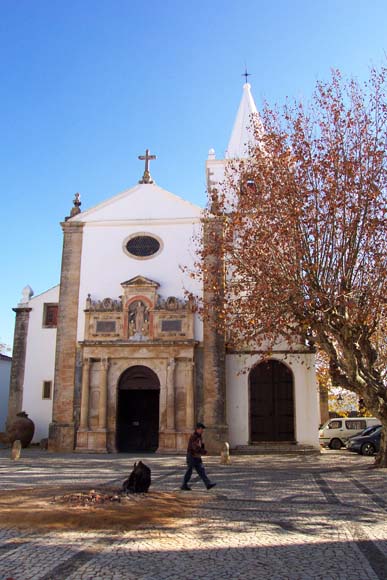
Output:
[166, 358, 176, 431]
[98, 358, 109, 430]
[158, 358, 177, 451]
[49, 220, 84, 452]
[79, 358, 91, 430]
[185, 361, 195, 430]
[6, 307, 32, 428]
[202, 215, 228, 453]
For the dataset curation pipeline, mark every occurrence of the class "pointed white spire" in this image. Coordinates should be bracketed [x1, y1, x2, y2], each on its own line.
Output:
[225, 83, 263, 159]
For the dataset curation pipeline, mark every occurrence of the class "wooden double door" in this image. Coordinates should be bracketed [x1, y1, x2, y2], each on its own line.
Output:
[250, 360, 295, 442]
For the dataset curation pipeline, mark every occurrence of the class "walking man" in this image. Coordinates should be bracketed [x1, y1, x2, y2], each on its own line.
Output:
[181, 423, 216, 491]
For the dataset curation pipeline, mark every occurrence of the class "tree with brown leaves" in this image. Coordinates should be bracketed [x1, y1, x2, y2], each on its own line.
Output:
[200, 68, 387, 466]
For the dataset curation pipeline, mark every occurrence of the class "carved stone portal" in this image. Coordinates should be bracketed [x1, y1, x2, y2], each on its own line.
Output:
[77, 276, 196, 454]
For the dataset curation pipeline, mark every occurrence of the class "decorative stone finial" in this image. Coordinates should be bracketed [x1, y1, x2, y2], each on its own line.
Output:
[208, 148, 216, 160]
[19, 285, 34, 306]
[69, 192, 82, 218]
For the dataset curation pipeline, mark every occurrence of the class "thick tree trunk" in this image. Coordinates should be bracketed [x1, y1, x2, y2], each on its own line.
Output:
[375, 417, 387, 468]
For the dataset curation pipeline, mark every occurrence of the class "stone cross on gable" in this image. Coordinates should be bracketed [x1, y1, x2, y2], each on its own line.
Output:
[138, 149, 157, 184]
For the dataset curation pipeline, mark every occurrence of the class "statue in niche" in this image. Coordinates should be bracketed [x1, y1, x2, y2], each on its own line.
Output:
[128, 300, 149, 339]
[135, 301, 145, 332]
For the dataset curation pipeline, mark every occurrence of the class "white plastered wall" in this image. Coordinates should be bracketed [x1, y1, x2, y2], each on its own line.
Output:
[22, 285, 59, 442]
[75, 185, 204, 343]
[226, 352, 320, 448]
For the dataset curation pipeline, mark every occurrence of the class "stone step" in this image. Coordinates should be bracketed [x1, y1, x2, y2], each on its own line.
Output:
[232, 443, 320, 455]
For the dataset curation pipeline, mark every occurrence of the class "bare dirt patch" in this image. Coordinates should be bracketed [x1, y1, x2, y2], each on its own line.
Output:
[0, 486, 201, 531]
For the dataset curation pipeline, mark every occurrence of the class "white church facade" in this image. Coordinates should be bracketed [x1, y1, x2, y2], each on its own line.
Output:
[7, 83, 320, 453]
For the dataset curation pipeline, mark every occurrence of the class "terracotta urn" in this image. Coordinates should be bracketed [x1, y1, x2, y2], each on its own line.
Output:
[7, 412, 35, 448]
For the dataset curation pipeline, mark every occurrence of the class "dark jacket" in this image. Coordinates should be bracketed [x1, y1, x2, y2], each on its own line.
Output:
[187, 431, 207, 459]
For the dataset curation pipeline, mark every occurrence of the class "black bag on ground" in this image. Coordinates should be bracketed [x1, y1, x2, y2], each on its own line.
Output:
[122, 461, 151, 493]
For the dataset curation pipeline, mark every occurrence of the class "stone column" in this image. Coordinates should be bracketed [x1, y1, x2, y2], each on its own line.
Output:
[6, 307, 32, 428]
[49, 220, 84, 452]
[202, 214, 229, 453]
[98, 358, 109, 430]
[166, 358, 176, 431]
[79, 358, 91, 430]
[159, 365, 167, 433]
[186, 361, 195, 430]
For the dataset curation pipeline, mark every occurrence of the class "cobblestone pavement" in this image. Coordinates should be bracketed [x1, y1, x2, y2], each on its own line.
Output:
[0, 449, 387, 579]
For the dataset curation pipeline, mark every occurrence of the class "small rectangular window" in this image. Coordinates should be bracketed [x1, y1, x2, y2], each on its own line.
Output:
[43, 304, 58, 328]
[42, 381, 52, 400]
[329, 420, 342, 429]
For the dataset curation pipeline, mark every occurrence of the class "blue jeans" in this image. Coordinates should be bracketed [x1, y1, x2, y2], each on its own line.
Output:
[183, 455, 211, 488]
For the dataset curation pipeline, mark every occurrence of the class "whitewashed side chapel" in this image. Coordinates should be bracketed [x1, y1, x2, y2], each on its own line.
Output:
[7, 82, 320, 453]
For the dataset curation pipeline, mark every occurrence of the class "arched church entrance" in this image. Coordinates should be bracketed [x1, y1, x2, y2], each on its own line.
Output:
[249, 360, 295, 442]
[116, 365, 160, 452]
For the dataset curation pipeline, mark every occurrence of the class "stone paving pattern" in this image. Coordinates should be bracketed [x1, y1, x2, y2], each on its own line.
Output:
[0, 450, 386, 579]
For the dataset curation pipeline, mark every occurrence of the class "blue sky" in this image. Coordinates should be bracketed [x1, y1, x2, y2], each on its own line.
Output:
[1, 0, 386, 347]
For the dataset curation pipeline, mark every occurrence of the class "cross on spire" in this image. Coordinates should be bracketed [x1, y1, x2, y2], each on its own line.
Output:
[242, 67, 251, 84]
[138, 148, 157, 184]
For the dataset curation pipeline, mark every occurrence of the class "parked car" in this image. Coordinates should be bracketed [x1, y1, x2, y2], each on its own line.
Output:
[346, 424, 381, 443]
[346, 426, 382, 456]
[319, 417, 380, 449]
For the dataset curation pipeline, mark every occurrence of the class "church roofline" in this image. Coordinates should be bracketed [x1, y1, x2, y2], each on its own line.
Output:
[25, 284, 60, 302]
[68, 217, 202, 228]
[69, 182, 202, 222]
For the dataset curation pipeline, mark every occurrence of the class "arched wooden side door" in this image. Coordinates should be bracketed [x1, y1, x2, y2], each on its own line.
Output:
[116, 365, 160, 452]
[249, 360, 295, 442]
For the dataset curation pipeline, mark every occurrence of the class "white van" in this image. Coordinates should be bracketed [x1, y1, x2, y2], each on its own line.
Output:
[319, 417, 380, 449]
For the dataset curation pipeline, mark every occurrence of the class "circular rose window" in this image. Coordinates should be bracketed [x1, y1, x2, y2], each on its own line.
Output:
[123, 233, 162, 259]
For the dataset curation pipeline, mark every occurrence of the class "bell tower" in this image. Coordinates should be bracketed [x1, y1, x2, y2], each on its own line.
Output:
[202, 80, 262, 452]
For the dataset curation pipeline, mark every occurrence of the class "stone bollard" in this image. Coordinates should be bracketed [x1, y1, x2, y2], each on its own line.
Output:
[11, 440, 22, 460]
[220, 442, 231, 465]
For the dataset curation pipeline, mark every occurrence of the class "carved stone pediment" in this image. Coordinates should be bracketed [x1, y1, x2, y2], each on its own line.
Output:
[121, 276, 160, 323]
[121, 276, 160, 289]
